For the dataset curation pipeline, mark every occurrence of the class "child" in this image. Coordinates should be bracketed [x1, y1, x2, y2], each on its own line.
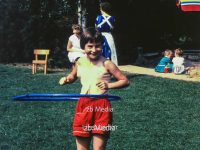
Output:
[95, 2, 118, 66]
[67, 24, 86, 66]
[60, 27, 129, 150]
[172, 48, 185, 74]
[155, 49, 173, 73]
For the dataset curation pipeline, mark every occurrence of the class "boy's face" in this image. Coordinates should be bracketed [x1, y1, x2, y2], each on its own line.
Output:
[84, 42, 102, 60]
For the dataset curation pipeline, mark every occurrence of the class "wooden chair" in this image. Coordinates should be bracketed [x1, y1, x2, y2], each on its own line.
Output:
[32, 49, 50, 74]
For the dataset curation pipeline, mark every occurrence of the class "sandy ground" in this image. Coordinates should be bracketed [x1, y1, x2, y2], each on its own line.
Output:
[5, 63, 200, 82]
[119, 65, 200, 82]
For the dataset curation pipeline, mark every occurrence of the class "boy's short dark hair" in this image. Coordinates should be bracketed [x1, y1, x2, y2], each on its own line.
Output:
[80, 27, 104, 49]
[100, 2, 112, 14]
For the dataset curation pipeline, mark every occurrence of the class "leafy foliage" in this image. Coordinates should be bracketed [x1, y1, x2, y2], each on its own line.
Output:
[1, 0, 200, 65]
[0, 0, 77, 67]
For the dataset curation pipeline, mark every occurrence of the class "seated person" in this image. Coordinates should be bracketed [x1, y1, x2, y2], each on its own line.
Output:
[155, 49, 173, 73]
[67, 24, 86, 67]
[172, 48, 185, 74]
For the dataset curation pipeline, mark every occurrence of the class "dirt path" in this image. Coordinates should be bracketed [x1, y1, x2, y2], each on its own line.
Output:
[119, 65, 200, 82]
[5, 63, 200, 82]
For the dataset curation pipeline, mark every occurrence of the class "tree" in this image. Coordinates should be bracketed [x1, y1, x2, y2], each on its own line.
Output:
[0, 0, 78, 67]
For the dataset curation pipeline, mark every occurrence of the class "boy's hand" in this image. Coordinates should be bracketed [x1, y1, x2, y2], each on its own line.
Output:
[59, 74, 75, 85]
[59, 77, 67, 85]
[65, 74, 75, 83]
[96, 81, 108, 90]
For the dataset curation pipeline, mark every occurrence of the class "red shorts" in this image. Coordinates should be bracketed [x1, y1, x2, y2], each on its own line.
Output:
[73, 97, 113, 137]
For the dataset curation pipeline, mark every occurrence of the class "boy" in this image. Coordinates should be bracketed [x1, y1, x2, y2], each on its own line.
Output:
[60, 27, 129, 150]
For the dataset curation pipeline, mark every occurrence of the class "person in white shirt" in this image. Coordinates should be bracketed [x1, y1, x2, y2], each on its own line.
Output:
[67, 24, 86, 67]
[172, 48, 185, 74]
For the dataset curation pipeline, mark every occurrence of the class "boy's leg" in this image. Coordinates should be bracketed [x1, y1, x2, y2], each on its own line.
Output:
[93, 134, 107, 150]
[76, 136, 91, 150]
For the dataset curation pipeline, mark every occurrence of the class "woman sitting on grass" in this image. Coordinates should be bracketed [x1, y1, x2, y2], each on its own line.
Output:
[155, 49, 173, 73]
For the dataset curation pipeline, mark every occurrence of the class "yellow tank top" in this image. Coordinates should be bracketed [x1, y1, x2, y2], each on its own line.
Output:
[77, 56, 111, 94]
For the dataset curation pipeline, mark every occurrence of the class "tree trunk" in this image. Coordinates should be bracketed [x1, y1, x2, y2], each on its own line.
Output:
[77, 0, 87, 30]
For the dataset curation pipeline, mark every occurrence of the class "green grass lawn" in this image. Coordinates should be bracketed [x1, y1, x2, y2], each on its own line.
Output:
[1, 64, 200, 150]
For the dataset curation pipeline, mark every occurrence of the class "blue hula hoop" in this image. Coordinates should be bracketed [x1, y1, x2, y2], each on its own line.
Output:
[13, 93, 121, 101]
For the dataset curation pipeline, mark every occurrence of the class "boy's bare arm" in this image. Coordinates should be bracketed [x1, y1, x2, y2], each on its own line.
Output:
[65, 63, 78, 83]
[105, 60, 129, 89]
[59, 62, 78, 85]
